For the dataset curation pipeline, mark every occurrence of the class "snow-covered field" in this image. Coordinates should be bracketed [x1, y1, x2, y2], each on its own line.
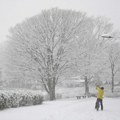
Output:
[0, 97, 120, 120]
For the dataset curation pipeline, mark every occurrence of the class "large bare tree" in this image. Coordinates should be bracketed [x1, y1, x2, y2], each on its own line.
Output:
[6, 8, 90, 100]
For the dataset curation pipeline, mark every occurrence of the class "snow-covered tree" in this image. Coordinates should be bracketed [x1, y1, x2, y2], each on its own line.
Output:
[107, 43, 120, 92]
[72, 17, 113, 95]
[5, 8, 91, 100]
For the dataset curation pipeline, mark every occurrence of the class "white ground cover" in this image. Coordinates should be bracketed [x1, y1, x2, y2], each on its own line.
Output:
[0, 97, 120, 120]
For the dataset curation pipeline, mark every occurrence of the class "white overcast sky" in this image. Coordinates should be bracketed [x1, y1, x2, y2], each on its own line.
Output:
[0, 0, 120, 44]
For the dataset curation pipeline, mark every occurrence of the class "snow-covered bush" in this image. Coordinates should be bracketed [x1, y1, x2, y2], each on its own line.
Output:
[19, 91, 43, 106]
[0, 94, 6, 109]
[0, 90, 43, 110]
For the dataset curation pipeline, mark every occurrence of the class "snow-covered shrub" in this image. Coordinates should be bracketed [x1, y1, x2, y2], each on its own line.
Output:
[0, 90, 43, 110]
[33, 94, 43, 105]
[0, 94, 7, 109]
[19, 92, 33, 106]
[4, 93, 20, 108]
[19, 92, 43, 106]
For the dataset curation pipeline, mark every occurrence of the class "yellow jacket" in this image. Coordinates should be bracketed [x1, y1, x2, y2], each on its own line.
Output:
[96, 87, 104, 99]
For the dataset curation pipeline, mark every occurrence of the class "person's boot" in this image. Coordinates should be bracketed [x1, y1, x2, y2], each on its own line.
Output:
[96, 101, 99, 111]
[101, 105, 103, 111]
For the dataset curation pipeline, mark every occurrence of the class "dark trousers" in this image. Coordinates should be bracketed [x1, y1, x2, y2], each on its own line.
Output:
[95, 98, 103, 110]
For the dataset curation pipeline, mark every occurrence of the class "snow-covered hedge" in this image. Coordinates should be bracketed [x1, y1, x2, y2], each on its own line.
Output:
[0, 90, 43, 110]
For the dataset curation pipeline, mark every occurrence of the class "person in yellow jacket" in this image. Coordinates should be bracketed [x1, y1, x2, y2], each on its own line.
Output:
[95, 86, 104, 111]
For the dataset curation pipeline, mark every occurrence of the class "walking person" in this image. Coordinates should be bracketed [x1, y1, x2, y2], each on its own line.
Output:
[95, 86, 104, 111]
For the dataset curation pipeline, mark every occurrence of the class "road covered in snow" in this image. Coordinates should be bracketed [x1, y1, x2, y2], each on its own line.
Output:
[0, 97, 120, 120]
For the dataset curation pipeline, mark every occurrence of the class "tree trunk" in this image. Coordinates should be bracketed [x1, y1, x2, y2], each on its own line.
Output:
[46, 48, 56, 100]
[84, 76, 89, 96]
[111, 66, 114, 93]
[111, 73, 114, 93]
[49, 77, 56, 100]
[49, 87, 55, 100]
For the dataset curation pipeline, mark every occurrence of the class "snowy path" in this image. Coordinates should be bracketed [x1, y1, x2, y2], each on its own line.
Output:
[0, 98, 120, 120]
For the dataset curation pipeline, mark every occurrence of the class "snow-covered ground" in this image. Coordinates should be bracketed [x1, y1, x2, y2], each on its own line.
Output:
[0, 97, 120, 120]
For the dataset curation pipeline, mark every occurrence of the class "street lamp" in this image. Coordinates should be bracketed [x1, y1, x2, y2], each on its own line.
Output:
[101, 34, 120, 44]
[101, 34, 120, 39]
[101, 34, 113, 38]
[101, 34, 114, 46]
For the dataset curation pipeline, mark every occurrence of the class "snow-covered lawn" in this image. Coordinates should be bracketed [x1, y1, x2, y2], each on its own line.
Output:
[0, 97, 120, 120]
